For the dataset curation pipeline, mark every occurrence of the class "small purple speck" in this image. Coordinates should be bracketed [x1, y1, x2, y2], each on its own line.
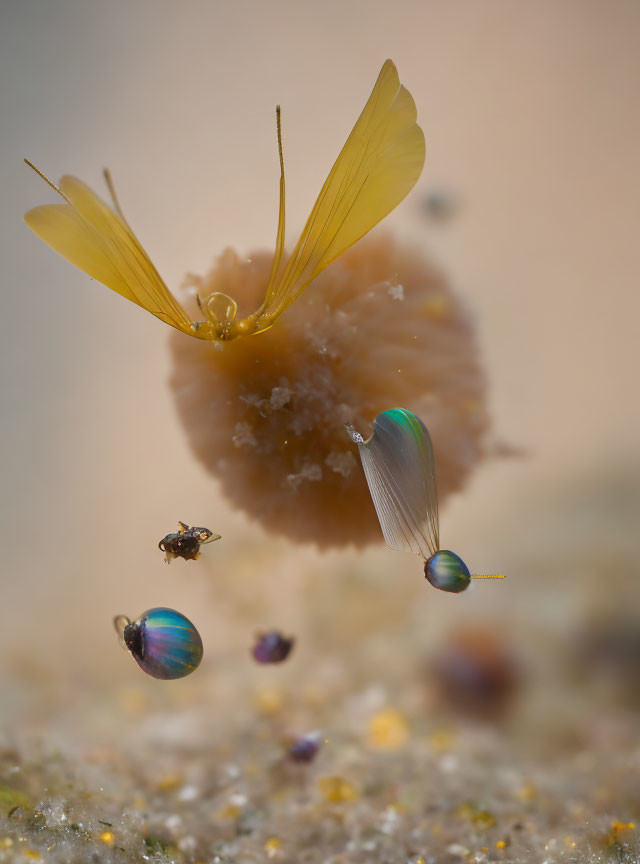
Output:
[288, 733, 321, 763]
[252, 631, 294, 664]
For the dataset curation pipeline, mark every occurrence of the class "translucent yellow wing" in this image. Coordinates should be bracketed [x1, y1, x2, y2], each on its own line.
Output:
[257, 60, 425, 327]
[24, 163, 202, 337]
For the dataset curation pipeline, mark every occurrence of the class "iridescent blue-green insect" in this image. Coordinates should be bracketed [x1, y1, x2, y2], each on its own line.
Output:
[347, 408, 504, 593]
[114, 607, 203, 679]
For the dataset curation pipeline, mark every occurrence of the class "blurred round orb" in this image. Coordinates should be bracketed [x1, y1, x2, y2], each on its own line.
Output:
[170, 233, 488, 547]
[252, 631, 294, 664]
[424, 550, 471, 593]
[430, 627, 518, 718]
[121, 608, 203, 680]
[287, 732, 322, 763]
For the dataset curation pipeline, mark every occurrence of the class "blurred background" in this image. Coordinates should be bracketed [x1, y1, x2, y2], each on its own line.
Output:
[1, 1, 639, 862]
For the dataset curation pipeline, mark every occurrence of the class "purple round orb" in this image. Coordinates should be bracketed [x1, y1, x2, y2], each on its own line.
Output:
[288, 733, 321, 763]
[252, 631, 294, 664]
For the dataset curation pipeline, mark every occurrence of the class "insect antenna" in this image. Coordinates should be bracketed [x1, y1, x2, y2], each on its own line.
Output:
[24, 159, 62, 196]
[103, 168, 126, 220]
[266, 105, 286, 291]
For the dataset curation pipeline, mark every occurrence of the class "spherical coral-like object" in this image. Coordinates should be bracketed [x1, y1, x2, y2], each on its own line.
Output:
[169, 233, 488, 548]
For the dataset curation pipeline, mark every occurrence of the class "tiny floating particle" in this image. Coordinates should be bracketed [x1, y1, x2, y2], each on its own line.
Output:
[252, 631, 294, 664]
[158, 521, 221, 563]
[113, 608, 203, 679]
[423, 186, 460, 222]
[287, 732, 322, 763]
[348, 408, 503, 592]
[100, 831, 114, 844]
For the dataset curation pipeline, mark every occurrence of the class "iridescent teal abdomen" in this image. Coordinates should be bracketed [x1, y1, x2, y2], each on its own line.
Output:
[122, 607, 203, 679]
[424, 550, 471, 593]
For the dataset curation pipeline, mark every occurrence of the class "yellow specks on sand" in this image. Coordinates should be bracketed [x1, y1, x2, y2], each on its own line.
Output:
[264, 837, 281, 858]
[427, 728, 454, 752]
[367, 708, 409, 751]
[212, 805, 241, 822]
[254, 685, 285, 716]
[517, 782, 537, 801]
[157, 773, 182, 792]
[609, 820, 635, 843]
[457, 803, 496, 830]
[317, 776, 358, 804]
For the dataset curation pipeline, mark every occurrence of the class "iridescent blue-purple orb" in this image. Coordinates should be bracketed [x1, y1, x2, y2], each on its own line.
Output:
[123, 607, 203, 679]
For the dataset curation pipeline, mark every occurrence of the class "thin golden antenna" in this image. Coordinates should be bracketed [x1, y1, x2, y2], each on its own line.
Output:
[471, 574, 506, 580]
[103, 168, 126, 220]
[265, 104, 286, 291]
[24, 159, 62, 196]
[275, 105, 284, 176]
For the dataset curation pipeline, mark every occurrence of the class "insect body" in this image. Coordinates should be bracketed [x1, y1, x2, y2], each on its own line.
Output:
[347, 408, 503, 593]
[113, 607, 203, 679]
[158, 521, 221, 563]
[24, 60, 425, 343]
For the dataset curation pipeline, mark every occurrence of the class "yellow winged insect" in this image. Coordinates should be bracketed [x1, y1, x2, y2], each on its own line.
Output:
[24, 60, 425, 342]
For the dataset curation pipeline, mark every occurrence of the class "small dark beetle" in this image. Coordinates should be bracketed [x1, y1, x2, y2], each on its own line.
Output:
[158, 521, 221, 563]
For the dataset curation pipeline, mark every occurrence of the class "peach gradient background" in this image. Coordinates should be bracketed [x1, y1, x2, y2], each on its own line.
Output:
[0, 0, 638, 700]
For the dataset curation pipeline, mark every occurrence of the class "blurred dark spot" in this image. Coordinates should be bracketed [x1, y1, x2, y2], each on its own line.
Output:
[430, 627, 519, 719]
[252, 631, 294, 664]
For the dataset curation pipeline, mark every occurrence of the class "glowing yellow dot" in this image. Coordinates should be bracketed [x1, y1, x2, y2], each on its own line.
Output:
[0, 838, 13, 849]
[317, 776, 358, 804]
[100, 831, 114, 844]
[24, 851, 41, 860]
[254, 685, 285, 715]
[496, 840, 507, 850]
[265, 837, 281, 858]
[367, 708, 409, 751]
[564, 835, 577, 848]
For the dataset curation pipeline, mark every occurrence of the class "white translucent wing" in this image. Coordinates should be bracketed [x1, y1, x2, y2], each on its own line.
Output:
[350, 408, 439, 558]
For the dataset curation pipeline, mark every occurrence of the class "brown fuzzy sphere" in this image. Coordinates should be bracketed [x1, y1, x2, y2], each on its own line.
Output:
[169, 233, 488, 548]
